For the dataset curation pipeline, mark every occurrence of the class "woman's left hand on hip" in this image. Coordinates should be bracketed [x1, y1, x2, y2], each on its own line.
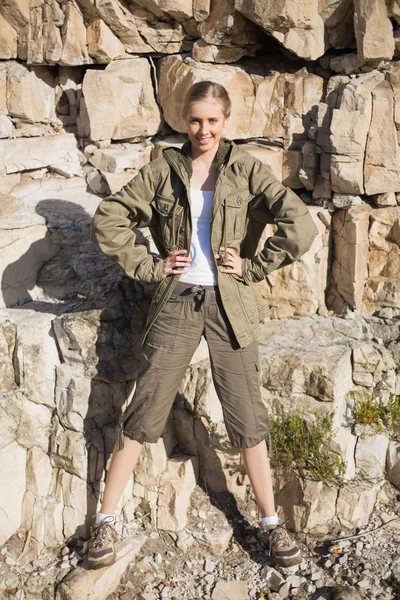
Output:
[215, 247, 243, 276]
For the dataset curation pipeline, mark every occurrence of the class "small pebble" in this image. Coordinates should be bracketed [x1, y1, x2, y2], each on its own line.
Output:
[357, 578, 371, 590]
[204, 559, 216, 573]
[289, 575, 302, 589]
[279, 582, 290, 598]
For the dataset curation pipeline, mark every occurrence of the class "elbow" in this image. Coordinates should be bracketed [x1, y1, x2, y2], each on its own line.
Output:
[295, 217, 319, 260]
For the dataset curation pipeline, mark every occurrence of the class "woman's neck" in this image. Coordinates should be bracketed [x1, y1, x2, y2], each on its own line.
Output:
[190, 156, 218, 190]
[190, 143, 219, 167]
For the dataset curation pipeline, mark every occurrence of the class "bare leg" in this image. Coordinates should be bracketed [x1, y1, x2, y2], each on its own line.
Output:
[241, 440, 276, 518]
[100, 437, 143, 515]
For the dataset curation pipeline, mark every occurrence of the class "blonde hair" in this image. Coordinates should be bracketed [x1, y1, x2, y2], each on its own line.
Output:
[182, 81, 231, 120]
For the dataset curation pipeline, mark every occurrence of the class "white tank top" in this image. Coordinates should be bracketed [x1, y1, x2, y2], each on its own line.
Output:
[179, 188, 218, 285]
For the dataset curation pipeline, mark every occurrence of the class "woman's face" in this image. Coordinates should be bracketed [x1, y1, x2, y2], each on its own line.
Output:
[185, 99, 228, 157]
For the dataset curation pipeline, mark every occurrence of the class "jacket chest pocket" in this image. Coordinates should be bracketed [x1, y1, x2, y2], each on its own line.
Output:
[225, 190, 253, 240]
[152, 194, 184, 251]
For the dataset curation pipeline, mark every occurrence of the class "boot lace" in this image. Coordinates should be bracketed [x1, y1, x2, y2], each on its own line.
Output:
[269, 525, 293, 553]
[90, 517, 115, 549]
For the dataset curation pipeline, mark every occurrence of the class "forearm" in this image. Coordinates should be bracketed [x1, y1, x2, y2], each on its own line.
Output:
[91, 170, 164, 283]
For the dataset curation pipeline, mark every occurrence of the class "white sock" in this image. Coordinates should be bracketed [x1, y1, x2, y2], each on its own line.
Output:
[96, 512, 115, 524]
[261, 514, 279, 531]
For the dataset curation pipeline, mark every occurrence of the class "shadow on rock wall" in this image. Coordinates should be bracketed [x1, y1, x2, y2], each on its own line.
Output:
[1, 198, 252, 553]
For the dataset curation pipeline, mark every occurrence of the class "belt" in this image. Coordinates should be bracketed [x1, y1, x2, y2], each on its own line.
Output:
[172, 281, 218, 305]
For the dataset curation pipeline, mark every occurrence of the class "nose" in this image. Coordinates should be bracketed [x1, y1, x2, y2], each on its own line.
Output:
[199, 123, 209, 135]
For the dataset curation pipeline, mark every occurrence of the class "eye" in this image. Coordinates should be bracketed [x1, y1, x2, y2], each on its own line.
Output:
[209, 119, 218, 123]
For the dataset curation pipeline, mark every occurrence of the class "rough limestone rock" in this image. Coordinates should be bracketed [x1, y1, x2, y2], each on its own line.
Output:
[0, 174, 20, 194]
[86, 18, 126, 63]
[258, 316, 358, 423]
[354, 425, 389, 479]
[211, 581, 249, 600]
[235, 0, 325, 60]
[0, 13, 18, 59]
[330, 204, 372, 312]
[60, 1, 90, 66]
[6, 62, 56, 123]
[56, 536, 146, 600]
[354, 0, 394, 61]
[364, 80, 400, 195]
[88, 141, 153, 174]
[0, 439, 26, 545]
[192, 39, 250, 64]
[0, 317, 17, 392]
[386, 441, 400, 488]
[0, 201, 59, 307]
[364, 207, 400, 312]
[0, 134, 83, 177]
[10, 309, 60, 408]
[336, 481, 382, 528]
[330, 72, 384, 195]
[157, 456, 198, 531]
[274, 466, 338, 533]
[352, 343, 395, 389]
[191, 524, 233, 555]
[80, 58, 161, 141]
[0, 176, 103, 308]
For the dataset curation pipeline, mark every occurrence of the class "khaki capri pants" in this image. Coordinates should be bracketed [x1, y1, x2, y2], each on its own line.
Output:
[117, 281, 270, 449]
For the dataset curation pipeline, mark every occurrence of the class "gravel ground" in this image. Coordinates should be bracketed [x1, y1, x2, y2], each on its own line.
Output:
[1, 482, 400, 600]
[106, 483, 400, 600]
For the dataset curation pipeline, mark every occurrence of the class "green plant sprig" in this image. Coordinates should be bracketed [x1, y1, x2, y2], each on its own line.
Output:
[354, 392, 400, 434]
[270, 410, 346, 484]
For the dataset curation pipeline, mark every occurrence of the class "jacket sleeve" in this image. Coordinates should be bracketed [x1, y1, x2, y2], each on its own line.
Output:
[90, 163, 164, 282]
[242, 159, 318, 285]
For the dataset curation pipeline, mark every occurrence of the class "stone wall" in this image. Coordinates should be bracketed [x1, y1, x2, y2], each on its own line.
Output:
[1, 0, 400, 579]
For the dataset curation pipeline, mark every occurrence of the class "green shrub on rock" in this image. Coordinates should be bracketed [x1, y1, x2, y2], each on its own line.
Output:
[270, 410, 346, 484]
[353, 391, 400, 435]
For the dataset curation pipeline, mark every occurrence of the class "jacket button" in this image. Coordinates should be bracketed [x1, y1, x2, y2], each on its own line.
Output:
[237, 196, 242, 204]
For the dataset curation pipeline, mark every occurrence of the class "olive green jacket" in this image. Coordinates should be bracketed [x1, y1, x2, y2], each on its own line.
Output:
[91, 139, 318, 348]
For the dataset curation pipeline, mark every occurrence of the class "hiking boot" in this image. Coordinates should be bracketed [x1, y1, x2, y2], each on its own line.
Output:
[259, 525, 302, 568]
[87, 516, 117, 569]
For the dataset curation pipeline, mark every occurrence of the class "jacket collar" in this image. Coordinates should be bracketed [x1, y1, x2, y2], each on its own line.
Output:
[162, 137, 234, 184]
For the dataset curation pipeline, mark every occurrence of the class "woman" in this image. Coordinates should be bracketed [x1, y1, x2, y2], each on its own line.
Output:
[88, 81, 318, 570]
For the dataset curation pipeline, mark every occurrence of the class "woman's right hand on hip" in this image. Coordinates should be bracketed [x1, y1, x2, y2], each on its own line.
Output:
[163, 249, 192, 276]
